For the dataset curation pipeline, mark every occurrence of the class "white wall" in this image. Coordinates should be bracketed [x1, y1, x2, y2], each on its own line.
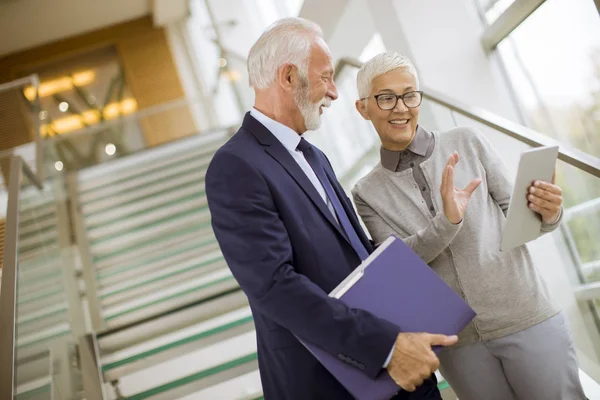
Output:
[319, 0, 376, 63]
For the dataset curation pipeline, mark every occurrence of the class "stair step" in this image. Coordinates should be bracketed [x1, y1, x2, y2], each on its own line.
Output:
[89, 207, 210, 252]
[100, 258, 227, 307]
[175, 370, 261, 400]
[87, 194, 208, 240]
[85, 183, 205, 229]
[103, 270, 238, 329]
[15, 375, 52, 400]
[101, 307, 253, 381]
[96, 233, 217, 281]
[17, 323, 71, 349]
[99, 249, 223, 298]
[98, 290, 248, 353]
[117, 331, 257, 400]
[78, 134, 225, 194]
[93, 223, 213, 266]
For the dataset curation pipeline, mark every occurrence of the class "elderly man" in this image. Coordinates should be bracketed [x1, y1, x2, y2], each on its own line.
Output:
[206, 18, 457, 400]
[352, 51, 586, 400]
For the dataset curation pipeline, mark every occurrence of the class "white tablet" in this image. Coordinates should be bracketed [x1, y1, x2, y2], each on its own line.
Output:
[500, 145, 559, 252]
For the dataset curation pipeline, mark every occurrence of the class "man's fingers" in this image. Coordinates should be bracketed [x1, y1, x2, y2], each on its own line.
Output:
[551, 169, 556, 185]
[453, 151, 460, 165]
[463, 178, 482, 195]
[426, 333, 458, 347]
[400, 382, 417, 392]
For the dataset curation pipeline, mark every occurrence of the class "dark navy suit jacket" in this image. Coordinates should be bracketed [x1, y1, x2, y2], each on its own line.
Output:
[206, 113, 440, 400]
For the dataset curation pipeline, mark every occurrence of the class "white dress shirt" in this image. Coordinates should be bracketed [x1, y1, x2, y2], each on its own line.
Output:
[250, 108, 338, 221]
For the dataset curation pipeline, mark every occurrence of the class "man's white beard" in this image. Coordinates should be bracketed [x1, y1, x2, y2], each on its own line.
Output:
[294, 75, 329, 131]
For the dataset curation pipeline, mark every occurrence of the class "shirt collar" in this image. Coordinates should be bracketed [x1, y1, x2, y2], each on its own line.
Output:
[250, 107, 302, 152]
[380, 125, 433, 171]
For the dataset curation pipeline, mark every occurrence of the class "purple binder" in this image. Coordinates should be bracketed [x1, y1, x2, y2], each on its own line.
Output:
[302, 236, 476, 400]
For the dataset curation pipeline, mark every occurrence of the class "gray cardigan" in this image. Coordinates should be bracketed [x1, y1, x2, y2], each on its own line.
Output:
[352, 127, 561, 346]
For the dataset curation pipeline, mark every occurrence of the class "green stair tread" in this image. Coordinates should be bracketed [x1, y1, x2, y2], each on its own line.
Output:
[84, 175, 206, 218]
[18, 288, 63, 305]
[105, 275, 235, 321]
[80, 157, 211, 201]
[87, 190, 206, 231]
[102, 315, 253, 372]
[100, 254, 224, 299]
[15, 383, 51, 400]
[124, 353, 258, 400]
[90, 206, 210, 246]
[96, 237, 217, 280]
[92, 222, 212, 263]
[19, 330, 71, 349]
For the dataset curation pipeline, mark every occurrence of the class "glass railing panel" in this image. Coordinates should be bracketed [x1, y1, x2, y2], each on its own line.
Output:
[14, 165, 67, 400]
[41, 97, 236, 175]
[0, 154, 86, 399]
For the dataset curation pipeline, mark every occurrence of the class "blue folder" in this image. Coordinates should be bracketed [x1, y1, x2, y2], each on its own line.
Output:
[302, 235, 476, 400]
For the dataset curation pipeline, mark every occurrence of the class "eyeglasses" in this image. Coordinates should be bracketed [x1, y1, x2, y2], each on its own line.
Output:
[362, 91, 423, 110]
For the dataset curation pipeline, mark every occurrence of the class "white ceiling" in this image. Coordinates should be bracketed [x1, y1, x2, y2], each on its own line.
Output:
[0, 0, 151, 57]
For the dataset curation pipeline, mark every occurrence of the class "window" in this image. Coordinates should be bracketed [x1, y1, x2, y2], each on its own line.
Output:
[483, 0, 600, 288]
[475, 0, 518, 24]
[185, 0, 305, 126]
[496, 0, 600, 158]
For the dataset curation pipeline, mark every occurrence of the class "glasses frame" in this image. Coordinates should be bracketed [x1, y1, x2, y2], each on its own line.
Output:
[362, 91, 424, 110]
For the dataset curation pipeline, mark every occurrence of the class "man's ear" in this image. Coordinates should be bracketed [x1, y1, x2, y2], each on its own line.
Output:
[355, 99, 370, 120]
[277, 63, 297, 93]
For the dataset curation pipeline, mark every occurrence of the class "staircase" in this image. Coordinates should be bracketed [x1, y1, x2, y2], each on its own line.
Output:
[69, 130, 264, 399]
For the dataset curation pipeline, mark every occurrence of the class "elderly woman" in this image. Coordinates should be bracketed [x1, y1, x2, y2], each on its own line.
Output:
[351, 51, 586, 400]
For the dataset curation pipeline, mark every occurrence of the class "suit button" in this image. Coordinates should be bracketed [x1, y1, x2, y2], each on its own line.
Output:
[430, 206, 435, 211]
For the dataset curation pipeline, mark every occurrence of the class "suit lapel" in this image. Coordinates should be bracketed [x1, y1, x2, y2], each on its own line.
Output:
[242, 113, 348, 240]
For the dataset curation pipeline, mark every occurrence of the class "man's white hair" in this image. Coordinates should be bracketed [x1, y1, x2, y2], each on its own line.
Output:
[356, 52, 420, 99]
[247, 17, 324, 89]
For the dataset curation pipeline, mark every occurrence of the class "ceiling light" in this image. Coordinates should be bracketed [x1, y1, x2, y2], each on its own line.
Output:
[23, 70, 96, 101]
[219, 58, 228, 68]
[54, 161, 64, 171]
[105, 143, 116, 156]
[59, 102, 69, 112]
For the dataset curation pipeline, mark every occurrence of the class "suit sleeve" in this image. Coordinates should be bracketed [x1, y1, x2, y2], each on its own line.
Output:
[205, 150, 399, 378]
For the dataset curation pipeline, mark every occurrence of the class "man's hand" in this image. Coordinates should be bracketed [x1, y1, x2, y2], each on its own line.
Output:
[441, 152, 482, 224]
[528, 171, 562, 224]
[386, 332, 458, 392]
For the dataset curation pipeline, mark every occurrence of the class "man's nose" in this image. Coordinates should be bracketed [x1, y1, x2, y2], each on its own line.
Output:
[328, 80, 339, 101]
